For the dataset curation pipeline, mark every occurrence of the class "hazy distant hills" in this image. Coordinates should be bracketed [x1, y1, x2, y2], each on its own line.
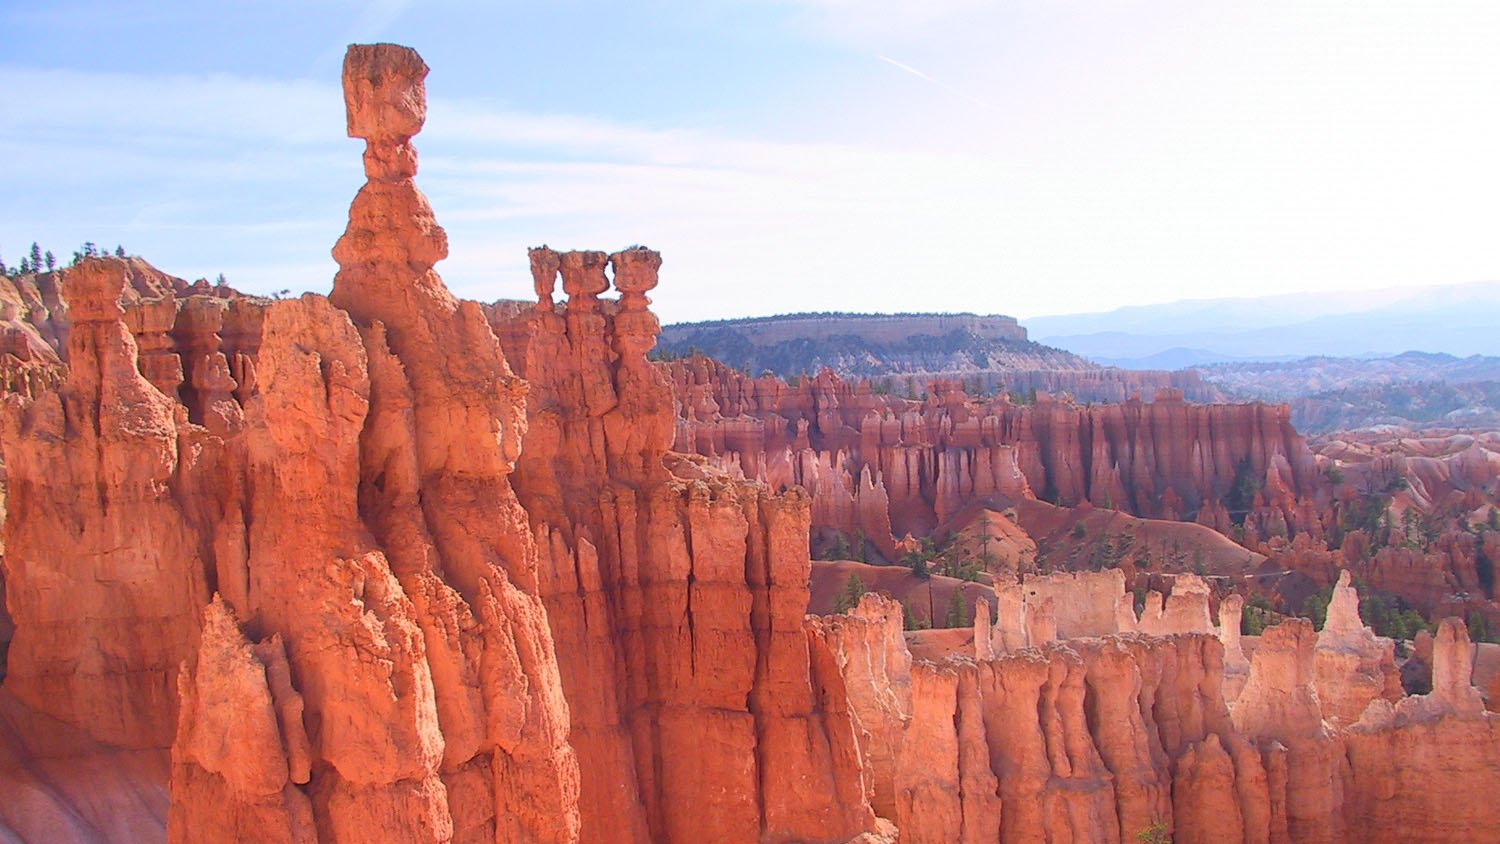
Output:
[656, 297, 1500, 432]
[1027, 280, 1500, 366]
[1201, 352, 1500, 399]
[1196, 352, 1500, 433]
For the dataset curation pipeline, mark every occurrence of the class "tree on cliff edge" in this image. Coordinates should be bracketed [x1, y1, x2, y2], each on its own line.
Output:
[832, 574, 867, 614]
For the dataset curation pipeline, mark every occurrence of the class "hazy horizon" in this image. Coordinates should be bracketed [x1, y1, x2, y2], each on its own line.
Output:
[4, 1, 1499, 324]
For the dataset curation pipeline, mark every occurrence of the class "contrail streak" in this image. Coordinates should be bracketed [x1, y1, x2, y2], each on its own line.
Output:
[877, 54, 989, 109]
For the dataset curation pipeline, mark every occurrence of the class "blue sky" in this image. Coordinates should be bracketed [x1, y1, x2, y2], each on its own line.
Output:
[3, 1, 1499, 323]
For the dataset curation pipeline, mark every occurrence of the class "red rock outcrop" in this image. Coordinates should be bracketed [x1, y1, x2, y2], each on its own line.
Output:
[1228, 619, 1346, 843]
[1313, 571, 1403, 725]
[672, 361, 1500, 642]
[491, 243, 880, 843]
[671, 365, 1319, 538]
[811, 624, 1277, 844]
[811, 574, 1500, 842]
[1343, 619, 1500, 842]
[3, 44, 582, 844]
[1, 258, 209, 749]
[807, 595, 913, 820]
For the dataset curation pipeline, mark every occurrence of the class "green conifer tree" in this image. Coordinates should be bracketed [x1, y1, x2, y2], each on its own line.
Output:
[944, 589, 969, 628]
[832, 574, 867, 614]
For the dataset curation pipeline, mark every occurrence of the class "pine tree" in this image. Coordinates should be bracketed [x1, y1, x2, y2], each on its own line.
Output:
[832, 574, 867, 614]
[906, 548, 930, 580]
[44, 251, 55, 272]
[29, 242, 42, 269]
[944, 588, 969, 628]
[114, 245, 126, 258]
[19, 257, 31, 274]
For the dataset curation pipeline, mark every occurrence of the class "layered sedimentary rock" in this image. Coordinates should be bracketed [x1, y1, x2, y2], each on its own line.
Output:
[1136, 574, 1215, 637]
[3, 45, 582, 844]
[1, 259, 209, 749]
[805, 554, 1500, 844]
[811, 619, 1276, 844]
[807, 595, 913, 820]
[174, 44, 580, 843]
[0, 44, 884, 844]
[1228, 619, 1346, 843]
[671, 362, 1320, 546]
[672, 359, 1500, 639]
[1313, 571, 1402, 725]
[1343, 619, 1500, 843]
[489, 243, 879, 843]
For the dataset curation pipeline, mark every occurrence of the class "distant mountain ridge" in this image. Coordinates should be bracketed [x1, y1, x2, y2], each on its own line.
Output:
[1194, 351, 1500, 433]
[1201, 351, 1500, 398]
[1027, 280, 1500, 365]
